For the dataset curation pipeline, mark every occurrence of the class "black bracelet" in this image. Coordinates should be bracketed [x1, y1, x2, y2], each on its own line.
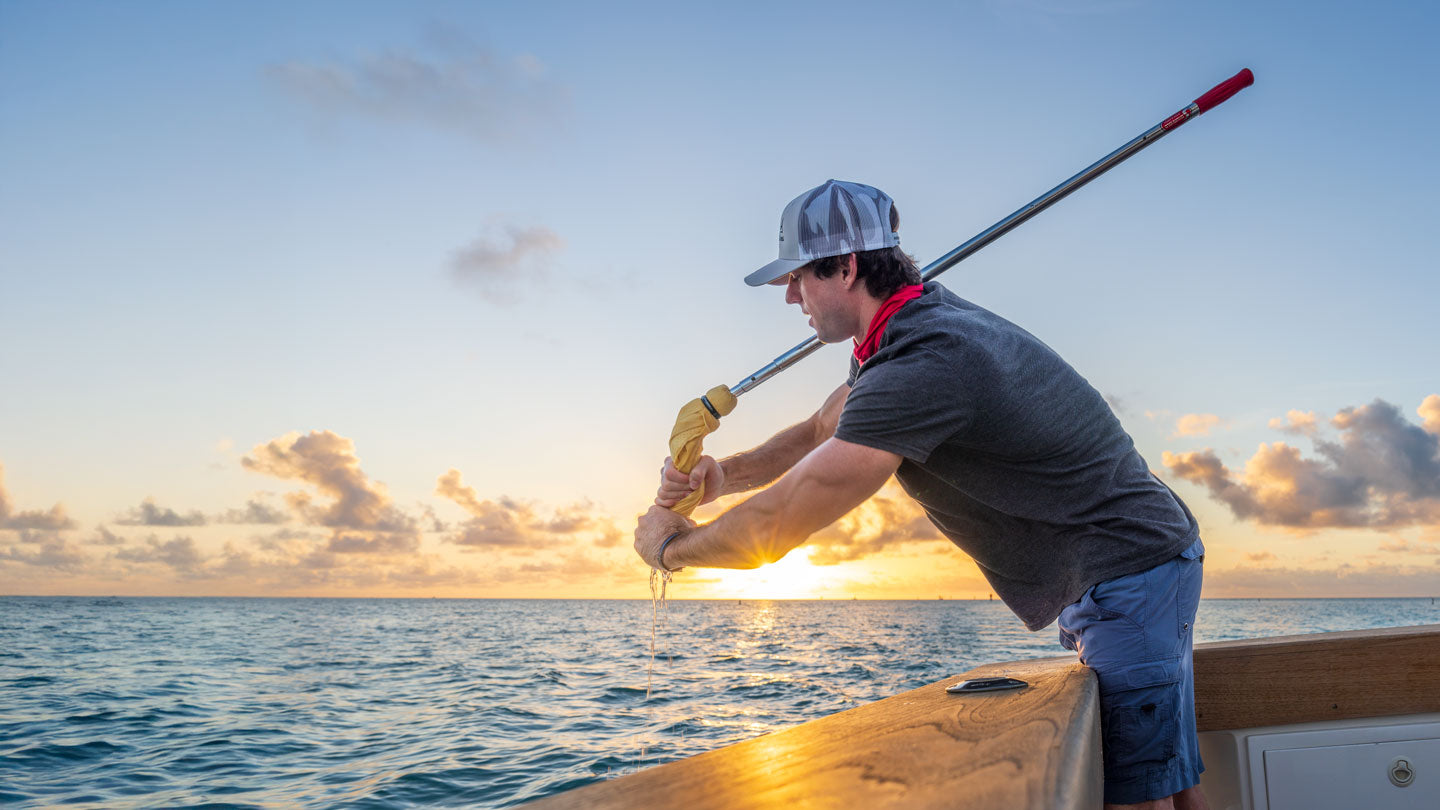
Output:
[658, 531, 683, 572]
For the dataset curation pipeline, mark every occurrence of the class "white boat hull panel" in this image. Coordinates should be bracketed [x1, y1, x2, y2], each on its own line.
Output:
[1199, 713, 1440, 810]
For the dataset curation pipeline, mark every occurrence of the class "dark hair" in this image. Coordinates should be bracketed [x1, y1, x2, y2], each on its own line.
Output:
[806, 204, 921, 298]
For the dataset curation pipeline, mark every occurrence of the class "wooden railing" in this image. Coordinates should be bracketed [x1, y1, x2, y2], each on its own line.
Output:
[520, 656, 1101, 809]
[1193, 623, 1440, 731]
[520, 623, 1440, 808]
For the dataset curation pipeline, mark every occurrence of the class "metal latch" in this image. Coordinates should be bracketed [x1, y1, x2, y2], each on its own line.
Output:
[1389, 757, 1414, 788]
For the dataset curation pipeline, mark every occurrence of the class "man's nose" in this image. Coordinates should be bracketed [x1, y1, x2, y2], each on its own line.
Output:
[785, 282, 801, 305]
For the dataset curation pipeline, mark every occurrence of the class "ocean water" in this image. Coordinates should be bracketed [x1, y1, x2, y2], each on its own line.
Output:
[2, 596, 1437, 808]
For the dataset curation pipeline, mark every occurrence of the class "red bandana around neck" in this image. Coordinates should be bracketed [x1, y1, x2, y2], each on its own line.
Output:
[853, 284, 925, 363]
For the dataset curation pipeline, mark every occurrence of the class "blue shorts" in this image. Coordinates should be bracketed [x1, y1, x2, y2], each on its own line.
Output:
[1058, 537, 1205, 805]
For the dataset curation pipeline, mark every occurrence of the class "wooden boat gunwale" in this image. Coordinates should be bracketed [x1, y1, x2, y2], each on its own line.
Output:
[519, 623, 1440, 809]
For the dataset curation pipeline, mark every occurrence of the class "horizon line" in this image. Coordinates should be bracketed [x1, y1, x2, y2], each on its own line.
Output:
[4, 594, 1439, 601]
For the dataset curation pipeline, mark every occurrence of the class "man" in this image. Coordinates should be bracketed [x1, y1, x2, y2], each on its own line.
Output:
[634, 179, 1207, 809]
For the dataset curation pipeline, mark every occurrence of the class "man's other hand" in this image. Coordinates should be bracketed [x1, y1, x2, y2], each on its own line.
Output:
[656, 454, 724, 508]
[634, 505, 695, 570]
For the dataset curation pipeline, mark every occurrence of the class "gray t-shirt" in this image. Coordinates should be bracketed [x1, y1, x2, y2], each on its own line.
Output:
[834, 282, 1199, 630]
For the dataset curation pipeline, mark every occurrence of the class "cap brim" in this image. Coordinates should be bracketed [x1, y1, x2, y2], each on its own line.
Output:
[744, 257, 809, 287]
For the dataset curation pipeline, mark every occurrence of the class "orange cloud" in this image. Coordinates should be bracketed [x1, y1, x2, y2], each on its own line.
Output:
[115, 497, 207, 527]
[1174, 413, 1222, 437]
[115, 535, 204, 572]
[216, 499, 291, 525]
[436, 468, 619, 549]
[83, 526, 128, 546]
[1267, 410, 1318, 435]
[806, 482, 944, 565]
[1379, 538, 1440, 556]
[0, 462, 75, 531]
[242, 431, 419, 554]
[1421, 394, 1440, 435]
[0, 531, 88, 571]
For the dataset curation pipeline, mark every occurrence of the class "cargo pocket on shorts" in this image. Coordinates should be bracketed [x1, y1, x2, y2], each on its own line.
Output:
[1100, 659, 1182, 774]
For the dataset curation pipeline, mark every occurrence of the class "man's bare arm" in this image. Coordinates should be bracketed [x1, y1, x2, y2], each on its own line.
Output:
[717, 382, 849, 495]
[649, 436, 901, 570]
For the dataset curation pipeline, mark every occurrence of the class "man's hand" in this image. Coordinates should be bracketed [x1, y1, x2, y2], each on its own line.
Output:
[634, 505, 695, 570]
[655, 454, 724, 508]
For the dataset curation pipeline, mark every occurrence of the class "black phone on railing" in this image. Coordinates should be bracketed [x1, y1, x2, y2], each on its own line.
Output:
[946, 676, 1028, 694]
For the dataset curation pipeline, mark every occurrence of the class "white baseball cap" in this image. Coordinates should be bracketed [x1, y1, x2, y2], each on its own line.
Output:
[745, 179, 900, 287]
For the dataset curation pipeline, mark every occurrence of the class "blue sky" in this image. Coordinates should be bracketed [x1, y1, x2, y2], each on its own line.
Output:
[2, 0, 1438, 598]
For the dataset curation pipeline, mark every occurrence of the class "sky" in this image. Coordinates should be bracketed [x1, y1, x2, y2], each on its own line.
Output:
[2, 0, 1438, 604]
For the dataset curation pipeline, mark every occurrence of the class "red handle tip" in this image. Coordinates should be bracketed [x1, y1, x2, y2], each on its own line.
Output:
[1194, 68, 1254, 113]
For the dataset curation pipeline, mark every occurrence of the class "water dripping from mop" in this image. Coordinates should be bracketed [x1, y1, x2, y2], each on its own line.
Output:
[646, 565, 673, 700]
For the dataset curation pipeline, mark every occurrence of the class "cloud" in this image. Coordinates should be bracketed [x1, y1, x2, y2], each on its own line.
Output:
[1204, 561, 1440, 598]
[116, 497, 207, 527]
[1244, 551, 1277, 562]
[216, 499, 291, 525]
[1163, 397, 1440, 529]
[382, 559, 491, 588]
[83, 526, 128, 546]
[435, 468, 616, 549]
[242, 431, 419, 554]
[0, 533, 89, 571]
[225, 527, 584, 590]
[1267, 410, 1318, 435]
[0, 463, 76, 530]
[2, 503, 618, 592]
[88, 531, 480, 590]
[435, 469, 484, 513]
[265, 33, 567, 145]
[591, 526, 624, 548]
[806, 484, 944, 565]
[115, 535, 204, 572]
[240, 532, 345, 573]
[449, 223, 565, 303]
[1173, 413, 1222, 438]
[258, 527, 325, 546]
[244, 432, 414, 531]
[326, 532, 420, 554]
[515, 553, 620, 579]
[1421, 395, 1440, 434]
[1378, 539, 1440, 556]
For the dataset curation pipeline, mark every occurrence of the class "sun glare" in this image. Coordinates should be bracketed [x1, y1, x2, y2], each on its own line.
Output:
[703, 546, 836, 600]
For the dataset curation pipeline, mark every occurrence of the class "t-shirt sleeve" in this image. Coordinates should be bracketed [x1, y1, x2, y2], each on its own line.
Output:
[834, 345, 974, 463]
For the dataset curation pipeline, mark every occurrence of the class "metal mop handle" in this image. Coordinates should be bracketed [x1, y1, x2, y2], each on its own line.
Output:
[727, 68, 1254, 399]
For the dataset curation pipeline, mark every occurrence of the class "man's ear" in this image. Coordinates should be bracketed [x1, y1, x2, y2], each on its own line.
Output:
[842, 254, 859, 290]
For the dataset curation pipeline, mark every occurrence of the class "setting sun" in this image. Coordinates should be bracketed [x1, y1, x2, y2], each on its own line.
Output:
[701, 546, 839, 600]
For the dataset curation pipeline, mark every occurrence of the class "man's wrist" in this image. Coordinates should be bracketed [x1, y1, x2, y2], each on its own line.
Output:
[658, 530, 684, 571]
[712, 458, 730, 498]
